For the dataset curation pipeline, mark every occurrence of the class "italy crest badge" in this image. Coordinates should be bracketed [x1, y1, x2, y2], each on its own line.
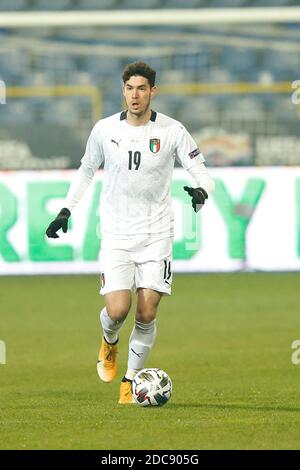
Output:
[149, 138, 160, 153]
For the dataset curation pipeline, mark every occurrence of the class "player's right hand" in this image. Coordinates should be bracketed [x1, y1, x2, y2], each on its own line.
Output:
[46, 208, 71, 238]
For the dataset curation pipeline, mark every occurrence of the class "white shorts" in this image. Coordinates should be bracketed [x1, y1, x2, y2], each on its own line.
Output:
[99, 237, 173, 296]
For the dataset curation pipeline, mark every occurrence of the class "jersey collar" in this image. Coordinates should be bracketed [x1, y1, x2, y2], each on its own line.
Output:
[120, 110, 157, 122]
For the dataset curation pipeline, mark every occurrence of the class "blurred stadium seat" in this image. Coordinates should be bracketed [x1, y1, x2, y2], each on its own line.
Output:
[119, 0, 162, 8]
[0, 0, 27, 10]
[255, 0, 291, 5]
[223, 96, 265, 120]
[179, 96, 219, 129]
[162, 0, 207, 7]
[209, 0, 249, 7]
[0, 101, 29, 123]
[75, 0, 118, 9]
[272, 95, 298, 120]
[220, 47, 258, 74]
[264, 49, 300, 81]
[33, 0, 73, 10]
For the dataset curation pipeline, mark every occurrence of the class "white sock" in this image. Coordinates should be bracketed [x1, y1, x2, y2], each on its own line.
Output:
[126, 319, 157, 379]
[100, 307, 125, 344]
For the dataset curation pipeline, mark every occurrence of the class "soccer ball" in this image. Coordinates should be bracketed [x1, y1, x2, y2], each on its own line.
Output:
[132, 368, 172, 407]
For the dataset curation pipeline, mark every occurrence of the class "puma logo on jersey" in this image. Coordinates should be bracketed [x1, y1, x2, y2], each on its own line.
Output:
[111, 139, 121, 147]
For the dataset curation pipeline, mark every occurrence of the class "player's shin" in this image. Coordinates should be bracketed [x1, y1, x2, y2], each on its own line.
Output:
[125, 319, 157, 380]
[100, 307, 125, 344]
[98, 307, 126, 382]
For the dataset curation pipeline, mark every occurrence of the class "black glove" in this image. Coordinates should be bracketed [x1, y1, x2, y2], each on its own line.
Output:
[46, 208, 71, 238]
[184, 186, 208, 212]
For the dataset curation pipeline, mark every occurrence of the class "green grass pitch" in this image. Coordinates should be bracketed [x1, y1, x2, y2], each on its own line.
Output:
[0, 273, 300, 450]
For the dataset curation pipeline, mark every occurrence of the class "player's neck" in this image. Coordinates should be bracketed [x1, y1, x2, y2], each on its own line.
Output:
[126, 108, 152, 127]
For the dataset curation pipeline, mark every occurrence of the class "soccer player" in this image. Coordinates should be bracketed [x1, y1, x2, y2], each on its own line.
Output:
[46, 62, 215, 404]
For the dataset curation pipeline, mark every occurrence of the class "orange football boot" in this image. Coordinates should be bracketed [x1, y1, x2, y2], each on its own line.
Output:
[118, 380, 135, 404]
[97, 337, 118, 383]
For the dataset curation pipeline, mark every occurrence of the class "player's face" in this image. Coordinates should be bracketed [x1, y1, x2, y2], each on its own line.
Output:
[123, 75, 156, 117]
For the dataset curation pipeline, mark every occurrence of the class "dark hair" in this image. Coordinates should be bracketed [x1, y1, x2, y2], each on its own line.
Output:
[122, 61, 156, 88]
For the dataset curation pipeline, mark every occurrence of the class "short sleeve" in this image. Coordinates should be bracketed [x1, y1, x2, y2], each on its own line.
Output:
[174, 124, 205, 170]
[81, 123, 104, 172]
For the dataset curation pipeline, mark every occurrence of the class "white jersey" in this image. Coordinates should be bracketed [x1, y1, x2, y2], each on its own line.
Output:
[80, 110, 205, 239]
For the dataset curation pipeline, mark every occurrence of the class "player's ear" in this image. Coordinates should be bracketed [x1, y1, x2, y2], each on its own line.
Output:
[151, 86, 157, 99]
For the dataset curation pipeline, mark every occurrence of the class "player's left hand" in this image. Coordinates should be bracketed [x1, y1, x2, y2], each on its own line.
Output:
[183, 186, 208, 212]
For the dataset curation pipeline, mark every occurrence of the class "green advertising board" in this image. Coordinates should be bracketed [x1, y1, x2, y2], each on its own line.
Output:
[0, 168, 299, 274]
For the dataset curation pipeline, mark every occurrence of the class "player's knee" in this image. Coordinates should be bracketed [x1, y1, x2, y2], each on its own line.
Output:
[105, 291, 131, 321]
[106, 306, 129, 322]
[135, 308, 157, 323]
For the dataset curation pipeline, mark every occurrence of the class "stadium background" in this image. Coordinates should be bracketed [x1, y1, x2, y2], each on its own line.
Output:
[1, 0, 300, 170]
[1, 0, 300, 451]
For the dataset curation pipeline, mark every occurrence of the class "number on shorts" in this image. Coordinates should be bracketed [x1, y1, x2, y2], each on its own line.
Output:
[163, 259, 172, 283]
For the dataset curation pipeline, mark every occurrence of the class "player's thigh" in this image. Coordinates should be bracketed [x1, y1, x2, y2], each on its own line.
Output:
[99, 243, 135, 297]
[136, 288, 162, 323]
[104, 290, 132, 321]
[135, 255, 173, 297]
